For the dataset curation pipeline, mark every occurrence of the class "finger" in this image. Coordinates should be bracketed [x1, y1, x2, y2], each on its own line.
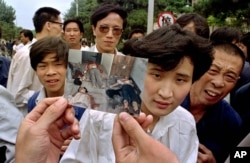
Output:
[112, 113, 129, 152]
[198, 143, 207, 154]
[25, 97, 61, 122]
[54, 106, 75, 129]
[35, 97, 68, 130]
[61, 117, 80, 140]
[117, 112, 149, 147]
[134, 112, 153, 130]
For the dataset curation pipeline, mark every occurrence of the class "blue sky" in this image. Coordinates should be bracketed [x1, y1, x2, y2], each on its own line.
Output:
[5, 0, 73, 30]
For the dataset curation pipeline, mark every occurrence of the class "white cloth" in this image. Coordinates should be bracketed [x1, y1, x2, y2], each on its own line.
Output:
[60, 106, 198, 163]
[7, 41, 42, 116]
[0, 86, 24, 163]
[89, 45, 124, 55]
[80, 46, 90, 51]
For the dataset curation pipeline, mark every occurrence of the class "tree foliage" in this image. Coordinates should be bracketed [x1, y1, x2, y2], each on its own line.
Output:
[63, 0, 192, 43]
[0, 0, 18, 40]
[193, 0, 250, 31]
[62, 0, 250, 42]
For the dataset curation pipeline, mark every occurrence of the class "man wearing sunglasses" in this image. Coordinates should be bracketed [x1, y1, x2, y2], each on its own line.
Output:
[89, 3, 127, 55]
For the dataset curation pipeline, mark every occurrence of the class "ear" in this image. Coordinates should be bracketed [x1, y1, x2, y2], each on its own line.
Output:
[92, 25, 96, 36]
[46, 21, 52, 31]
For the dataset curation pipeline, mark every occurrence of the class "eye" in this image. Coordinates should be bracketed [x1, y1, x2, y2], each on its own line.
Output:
[99, 26, 109, 33]
[55, 61, 64, 66]
[176, 78, 186, 83]
[113, 28, 123, 35]
[37, 64, 46, 69]
[150, 72, 161, 79]
[224, 74, 238, 83]
[208, 68, 219, 75]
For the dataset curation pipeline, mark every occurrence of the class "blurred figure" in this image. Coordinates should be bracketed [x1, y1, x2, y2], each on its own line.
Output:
[19, 29, 34, 46]
[0, 85, 23, 163]
[176, 13, 210, 39]
[81, 40, 89, 50]
[231, 32, 250, 104]
[63, 18, 88, 50]
[210, 26, 242, 45]
[128, 28, 145, 39]
[12, 40, 23, 55]
[0, 55, 10, 87]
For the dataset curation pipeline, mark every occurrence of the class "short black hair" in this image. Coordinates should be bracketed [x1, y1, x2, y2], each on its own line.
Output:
[33, 7, 61, 33]
[210, 27, 242, 44]
[128, 28, 145, 39]
[90, 3, 127, 29]
[30, 36, 69, 70]
[212, 42, 246, 71]
[63, 18, 84, 33]
[123, 24, 214, 82]
[20, 29, 34, 41]
[240, 32, 250, 62]
[176, 13, 210, 39]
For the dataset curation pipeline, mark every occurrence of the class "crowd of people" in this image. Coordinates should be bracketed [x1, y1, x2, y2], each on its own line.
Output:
[0, 2, 250, 163]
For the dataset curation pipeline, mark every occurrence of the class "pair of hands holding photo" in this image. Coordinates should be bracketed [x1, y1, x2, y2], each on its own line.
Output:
[15, 97, 179, 163]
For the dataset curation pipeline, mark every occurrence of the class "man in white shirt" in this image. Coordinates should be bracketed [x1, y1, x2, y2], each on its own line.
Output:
[7, 7, 63, 115]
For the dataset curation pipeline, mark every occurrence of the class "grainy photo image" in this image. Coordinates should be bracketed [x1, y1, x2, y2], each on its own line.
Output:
[64, 50, 147, 116]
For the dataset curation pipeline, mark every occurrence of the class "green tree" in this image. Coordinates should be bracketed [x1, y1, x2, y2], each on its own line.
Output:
[0, 0, 17, 39]
[194, 0, 250, 30]
[64, 0, 98, 43]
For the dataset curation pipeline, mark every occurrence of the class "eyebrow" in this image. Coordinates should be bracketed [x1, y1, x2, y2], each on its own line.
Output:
[211, 64, 238, 75]
[149, 67, 192, 78]
[176, 72, 191, 78]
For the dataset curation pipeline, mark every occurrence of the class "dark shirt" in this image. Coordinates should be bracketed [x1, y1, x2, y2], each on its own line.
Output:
[232, 82, 250, 140]
[230, 61, 250, 105]
[0, 56, 11, 87]
[181, 94, 242, 163]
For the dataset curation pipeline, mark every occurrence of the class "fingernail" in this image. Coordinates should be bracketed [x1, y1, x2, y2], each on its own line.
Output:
[119, 112, 130, 122]
[55, 98, 66, 107]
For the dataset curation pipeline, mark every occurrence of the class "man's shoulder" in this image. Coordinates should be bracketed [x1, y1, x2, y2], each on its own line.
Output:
[214, 100, 242, 124]
[13, 46, 30, 58]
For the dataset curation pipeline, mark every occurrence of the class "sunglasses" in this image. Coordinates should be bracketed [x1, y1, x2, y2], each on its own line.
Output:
[98, 25, 123, 36]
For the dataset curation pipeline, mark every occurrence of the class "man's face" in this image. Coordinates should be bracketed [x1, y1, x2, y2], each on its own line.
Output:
[36, 53, 67, 97]
[63, 22, 83, 47]
[92, 12, 123, 54]
[190, 48, 243, 105]
[48, 17, 63, 37]
[20, 33, 29, 45]
[141, 57, 193, 118]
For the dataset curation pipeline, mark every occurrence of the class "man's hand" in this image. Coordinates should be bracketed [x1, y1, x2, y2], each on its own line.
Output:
[112, 112, 179, 163]
[197, 143, 216, 163]
[15, 97, 80, 163]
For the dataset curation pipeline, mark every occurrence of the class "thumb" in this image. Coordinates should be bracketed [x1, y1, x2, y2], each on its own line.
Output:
[36, 97, 68, 130]
[118, 112, 148, 146]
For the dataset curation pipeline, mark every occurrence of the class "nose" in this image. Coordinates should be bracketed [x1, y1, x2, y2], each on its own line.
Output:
[158, 82, 173, 99]
[106, 28, 114, 37]
[212, 74, 225, 88]
[69, 30, 74, 35]
[46, 65, 56, 76]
